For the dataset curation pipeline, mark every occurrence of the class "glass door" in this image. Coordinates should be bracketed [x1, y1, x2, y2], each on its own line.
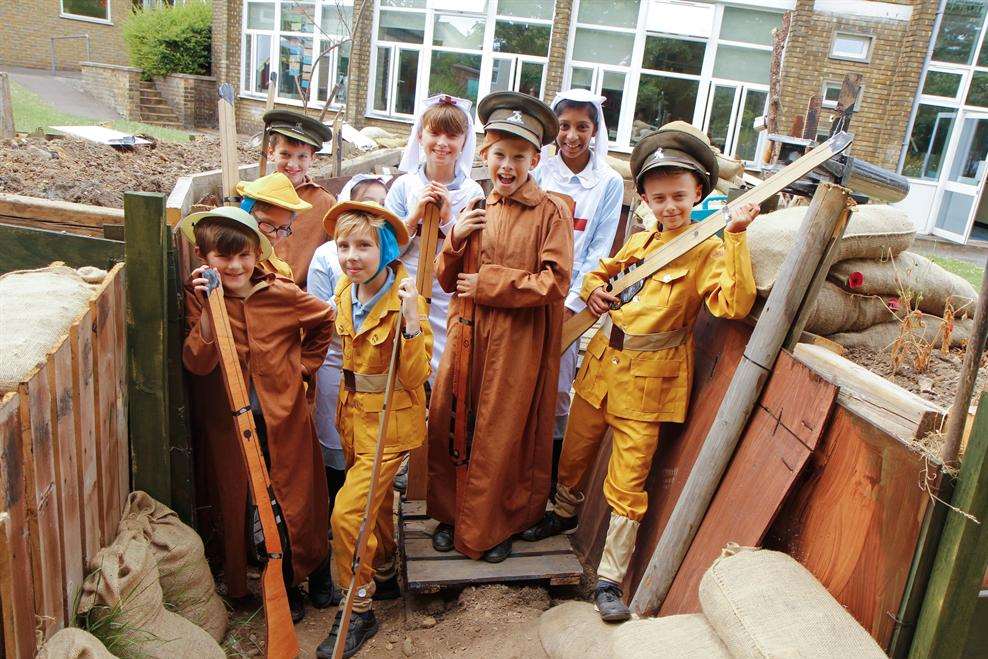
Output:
[488, 56, 546, 99]
[932, 112, 988, 242]
[702, 83, 768, 164]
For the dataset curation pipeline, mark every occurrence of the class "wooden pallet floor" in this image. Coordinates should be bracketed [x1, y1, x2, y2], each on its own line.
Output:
[400, 500, 584, 593]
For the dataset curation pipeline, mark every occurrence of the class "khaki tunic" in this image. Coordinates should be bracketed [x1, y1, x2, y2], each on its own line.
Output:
[183, 271, 333, 596]
[274, 178, 336, 289]
[426, 177, 574, 558]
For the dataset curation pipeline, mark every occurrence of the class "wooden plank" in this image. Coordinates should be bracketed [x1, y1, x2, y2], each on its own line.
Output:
[92, 273, 120, 540]
[112, 267, 130, 511]
[909, 391, 988, 658]
[766, 406, 936, 649]
[0, 393, 37, 658]
[660, 352, 837, 614]
[70, 307, 102, 562]
[0, 193, 124, 229]
[0, 73, 14, 140]
[0, 223, 123, 274]
[802, 95, 823, 141]
[47, 341, 83, 623]
[166, 238, 194, 524]
[19, 365, 66, 638]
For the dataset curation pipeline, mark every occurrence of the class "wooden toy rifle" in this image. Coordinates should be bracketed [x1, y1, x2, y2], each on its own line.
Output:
[217, 83, 240, 206]
[559, 131, 855, 354]
[416, 201, 442, 304]
[202, 269, 299, 659]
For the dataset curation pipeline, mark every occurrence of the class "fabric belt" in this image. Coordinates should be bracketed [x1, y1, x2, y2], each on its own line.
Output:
[342, 369, 405, 393]
[600, 316, 688, 352]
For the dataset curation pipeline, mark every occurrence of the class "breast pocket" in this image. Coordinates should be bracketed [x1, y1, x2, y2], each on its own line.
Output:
[649, 267, 689, 308]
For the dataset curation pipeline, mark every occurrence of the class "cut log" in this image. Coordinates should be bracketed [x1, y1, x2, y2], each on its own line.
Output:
[792, 343, 945, 443]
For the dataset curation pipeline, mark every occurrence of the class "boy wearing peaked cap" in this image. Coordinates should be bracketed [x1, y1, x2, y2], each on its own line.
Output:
[237, 171, 311, 279]
[425, 91, 574, 563]
[521, 125, 759, 622]
[262, 109, 338, 289]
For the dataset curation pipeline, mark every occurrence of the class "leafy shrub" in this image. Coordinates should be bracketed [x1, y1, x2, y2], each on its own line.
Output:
[123, 1, 212, 78]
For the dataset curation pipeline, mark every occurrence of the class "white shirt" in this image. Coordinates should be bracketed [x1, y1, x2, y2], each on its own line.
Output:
[307, 241, 345, 467]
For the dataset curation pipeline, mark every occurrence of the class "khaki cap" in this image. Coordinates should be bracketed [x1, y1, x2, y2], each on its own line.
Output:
[322, 201, 410, 247]
[478, 91, 558, 151]
[176, 206, 274, 261]
[263, 109, 333, 149]
[630, 127, 719, 198]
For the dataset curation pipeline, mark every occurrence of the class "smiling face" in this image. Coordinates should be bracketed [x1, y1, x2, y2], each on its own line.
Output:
[556, 104, 597, 170]
[268, 135, 316, 187]
[251, 202, 295, 247]
[419, 126, 466, 174]
[640, 169, 703, 232]
[336, 223, 381, 284]
[198, 247, 258, 296]
[485, 134, 540, 197]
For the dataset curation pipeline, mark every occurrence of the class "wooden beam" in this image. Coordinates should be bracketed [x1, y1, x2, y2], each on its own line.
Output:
[166, 232, 195, 524]
[0, 73, 14, 140]
[0, 193, 124, 232]
[802, 95, 822, 141]
[909, 391, 988, 658]
[123, 192, 172, 506]
[629, 183, 851, 616]
[0, 222, 123, 274]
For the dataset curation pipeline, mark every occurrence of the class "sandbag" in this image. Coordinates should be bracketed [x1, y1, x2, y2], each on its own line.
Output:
[699, 547, 884, 658]
[610, 614, 731, 658]
[0, 265, 96, 392]
[803, 282, 896, 336]
[37, 628, 115, 658]
[77, 533, 224, 659]
[117, 491, 228, 642]
[829, 314, 974, 351]
[829, 251, 977, 317]
[538, 601, 617, 658]
[748, 204, 916, 294]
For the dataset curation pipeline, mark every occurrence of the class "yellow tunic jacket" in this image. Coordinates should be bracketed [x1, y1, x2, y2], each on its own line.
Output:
[334, 264, 433, 454]
[573, 225, 756, 423]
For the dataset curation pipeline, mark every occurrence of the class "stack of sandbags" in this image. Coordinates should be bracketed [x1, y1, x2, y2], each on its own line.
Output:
[36, 628, 115, 658]
[77, 532, 225, 658]
[0, 265, 99, 391]
[117, 491, 228, 642]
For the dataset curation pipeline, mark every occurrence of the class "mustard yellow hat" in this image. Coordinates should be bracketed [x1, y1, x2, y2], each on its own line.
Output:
[177, 206, 274, 261]
[236, 172, 313, 212]
[322, 201, 409, 247]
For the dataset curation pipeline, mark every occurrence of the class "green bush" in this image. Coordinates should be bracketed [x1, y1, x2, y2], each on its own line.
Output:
[123, 1, 212, 78]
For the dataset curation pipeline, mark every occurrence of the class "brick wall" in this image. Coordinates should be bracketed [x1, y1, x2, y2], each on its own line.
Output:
[778, 0, 934, 170]
[80, 62, 141, 120]
[0, 0, 133, 71]
[154, 73, 218, 129]
[345, 0, 374, 128]
[544, 0, 574, 104]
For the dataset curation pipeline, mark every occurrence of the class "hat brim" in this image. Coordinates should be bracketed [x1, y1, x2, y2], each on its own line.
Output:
[323, 201, 409, 247]
[267, 126, 325, 149]
[235, 184, 313, 212]
[177, 209, 273, 261]
[636, 157, 709, 188]
[485, 123, 544, 152]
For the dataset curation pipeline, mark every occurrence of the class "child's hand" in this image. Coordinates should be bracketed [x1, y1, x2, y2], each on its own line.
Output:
[426, 183, 452, 222]
[725, 202, 760, 233]
[451, 204, 486, 249]
[587, 286, 620, 317]
[456, 273, 479, 299]
[397, 277, 420, 330]
[188, 265, 212, 297]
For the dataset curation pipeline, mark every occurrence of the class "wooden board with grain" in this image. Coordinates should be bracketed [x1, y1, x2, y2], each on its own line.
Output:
[71, 307, 103, 560]
[112, 268, 130, 508]
[92, 270, 122, 540]
[659, 352, 837, 615]
[401, 500, 582, 592]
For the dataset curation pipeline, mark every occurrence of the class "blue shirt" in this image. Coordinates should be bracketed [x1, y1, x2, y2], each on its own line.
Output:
[351, 267, 396, 333]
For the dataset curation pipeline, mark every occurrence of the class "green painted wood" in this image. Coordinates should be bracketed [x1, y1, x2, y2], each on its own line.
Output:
[166, 234, 194, 524]
[0, 223, 123, 274]
[909, 391, 988, 658]
[123, 192, 172, 506]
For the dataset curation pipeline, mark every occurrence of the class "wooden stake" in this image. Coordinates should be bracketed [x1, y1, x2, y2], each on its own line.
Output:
[217, 83, 239, 205]
[0, 72, 14, 139]
[258, 72, 278, 177]
[629, 183, 851, 616]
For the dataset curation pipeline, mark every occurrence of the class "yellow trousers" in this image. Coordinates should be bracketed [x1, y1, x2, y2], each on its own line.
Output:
[331, 448, 406, 611]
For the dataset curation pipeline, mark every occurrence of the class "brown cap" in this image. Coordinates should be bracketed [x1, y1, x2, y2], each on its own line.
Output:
[263, 109, 333, 149]
[631, 127, 719, 198]
[478, 91, 558, 151]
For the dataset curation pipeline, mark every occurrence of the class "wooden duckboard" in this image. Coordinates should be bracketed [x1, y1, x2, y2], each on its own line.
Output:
[401, 500, 583, 593]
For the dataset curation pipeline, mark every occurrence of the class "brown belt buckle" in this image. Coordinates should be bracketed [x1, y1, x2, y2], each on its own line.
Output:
[609, 325, 625, 351]
[343, 369, 356, 392]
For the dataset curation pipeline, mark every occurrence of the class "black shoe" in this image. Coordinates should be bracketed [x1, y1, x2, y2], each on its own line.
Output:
[316, 609, 379, 659]
[432, 523, 454, 552]
[519, 511, 578, 542]
[373, 573, 401, 601]
[308, 558, 339, 609]
[482, 537, 512, 563]
[594, 580, 630, 623]
[287, 585, 306, 623]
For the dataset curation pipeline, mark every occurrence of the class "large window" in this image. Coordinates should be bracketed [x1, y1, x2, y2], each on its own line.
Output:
[564, 1, 779, 160]
[369, 0, 554, 119]
[61, 0, 110, 22]
[241, 1, 354, 109]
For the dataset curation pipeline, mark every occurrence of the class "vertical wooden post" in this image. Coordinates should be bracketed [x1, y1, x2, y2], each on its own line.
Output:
[909, 391, 988, 658]
[166, 231, 195, 523]
[629, 183, 851, 616]
[124, 192, 172, 505]
[0, 72, 16, 139]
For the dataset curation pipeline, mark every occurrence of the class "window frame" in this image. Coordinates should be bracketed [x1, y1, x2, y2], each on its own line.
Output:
[60, 0, 112, 25]
[828, 31, 873, 63]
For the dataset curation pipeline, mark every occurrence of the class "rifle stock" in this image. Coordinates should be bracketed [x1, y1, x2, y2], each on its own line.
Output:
[450, 221, 481, 490]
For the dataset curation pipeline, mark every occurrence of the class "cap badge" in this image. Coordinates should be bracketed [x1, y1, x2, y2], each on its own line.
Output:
[506, 110, 524, 124]
[650, 148, 666, 165]
[294, 122, 303, 131]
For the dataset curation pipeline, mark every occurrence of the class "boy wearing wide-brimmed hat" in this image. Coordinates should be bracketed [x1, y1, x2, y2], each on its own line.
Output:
[521, 125, 760, 622]
[236, 171, 311, 279]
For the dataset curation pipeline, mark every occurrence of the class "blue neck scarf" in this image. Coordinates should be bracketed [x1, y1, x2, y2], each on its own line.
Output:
[364, 223, 400, 283]
[240, 197, 257, 213]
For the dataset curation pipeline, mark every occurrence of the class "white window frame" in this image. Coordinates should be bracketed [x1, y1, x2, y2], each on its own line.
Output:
[60, 0, 112, 25]
[829, 31, 873, 63]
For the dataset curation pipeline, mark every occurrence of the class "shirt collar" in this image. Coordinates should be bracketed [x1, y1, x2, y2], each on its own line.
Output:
[350, 268, 396, 330]
[490, 176, 544, 208]
[416, 164, 466, 190]
[544, 155, 600, 190]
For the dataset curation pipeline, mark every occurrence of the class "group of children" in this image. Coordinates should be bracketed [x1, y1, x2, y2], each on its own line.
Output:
[179, 87, 760, 657]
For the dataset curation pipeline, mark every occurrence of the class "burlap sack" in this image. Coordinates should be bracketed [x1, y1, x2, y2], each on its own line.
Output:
[748, 204, 916, 295]
[0, 265, 97, 392]
[829, 314, 974, 351]
[117, 491, 228, 642]
[610, 614, 732, 658]
[37, 627, 115, 658]
[538, 601, 618, 658]
[803, 282, 896, 336]
[829, 251, 977, 317]
[698, 547, 885, 658]
[77, 533, 225, 659]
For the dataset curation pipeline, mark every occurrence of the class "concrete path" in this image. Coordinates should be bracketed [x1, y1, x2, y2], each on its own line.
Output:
[0, 65, 121, 121]
[913, 235, 988, 267]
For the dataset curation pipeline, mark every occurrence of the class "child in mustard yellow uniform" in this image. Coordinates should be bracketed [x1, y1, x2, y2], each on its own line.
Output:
[315, 201, 432, 658]
[522, 125, 759, 622]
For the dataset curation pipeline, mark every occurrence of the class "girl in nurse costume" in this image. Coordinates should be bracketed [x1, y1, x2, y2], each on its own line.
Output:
[386, 95, 484, 377]
[531, 88, 624, 481]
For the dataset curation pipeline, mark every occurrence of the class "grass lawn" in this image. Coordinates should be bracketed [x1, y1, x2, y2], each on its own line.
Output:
[930, 255, 985, 288]
[9, 80, 193, 143]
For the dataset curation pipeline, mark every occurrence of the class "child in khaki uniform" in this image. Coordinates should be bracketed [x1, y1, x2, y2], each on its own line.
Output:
[522, 125, 759, 621]
[315, 201, 432, 658]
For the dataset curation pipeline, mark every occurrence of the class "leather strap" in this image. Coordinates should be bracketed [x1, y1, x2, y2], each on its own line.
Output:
[343, 369, 407, 393]
[599, 316, 688, 352]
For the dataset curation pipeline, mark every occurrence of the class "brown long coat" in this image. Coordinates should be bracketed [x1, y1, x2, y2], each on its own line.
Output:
[427, 177, 573, 558]
[184, 270, 333, 596]
[274, 178, 336, 289]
